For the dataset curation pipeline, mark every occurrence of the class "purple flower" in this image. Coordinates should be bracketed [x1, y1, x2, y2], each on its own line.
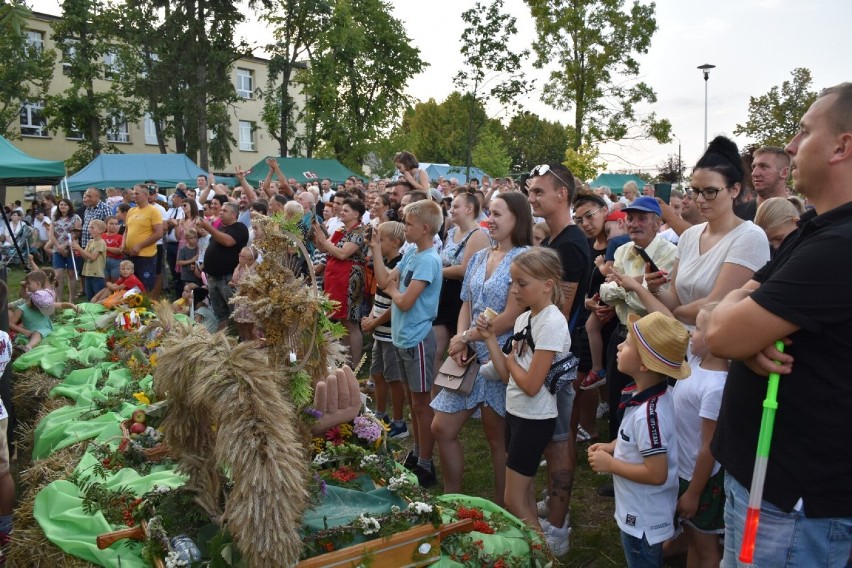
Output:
[304, 407, 323, 419]
[353, 416, 382, 443]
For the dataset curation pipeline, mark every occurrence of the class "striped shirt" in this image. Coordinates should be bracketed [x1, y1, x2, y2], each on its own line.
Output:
[370, 254, 401, 342]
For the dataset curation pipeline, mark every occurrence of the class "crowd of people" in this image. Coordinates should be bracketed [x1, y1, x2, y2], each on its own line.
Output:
[4, 84, 852, 567]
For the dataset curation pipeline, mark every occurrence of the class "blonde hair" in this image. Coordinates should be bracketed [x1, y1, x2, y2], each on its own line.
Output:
[755, 197, 800, 231]
[88, 219, 106, 233]
[377, 221, 405, 245]
[511, 248, 565, 307]
[403, 199, 443, 236]
[533, 221, 551, 240]
[284, 201, 304, 217]
[120, 259, 135, 270]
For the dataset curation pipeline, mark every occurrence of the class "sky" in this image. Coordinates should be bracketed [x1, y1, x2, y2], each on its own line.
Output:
[29, 0, 852, 176]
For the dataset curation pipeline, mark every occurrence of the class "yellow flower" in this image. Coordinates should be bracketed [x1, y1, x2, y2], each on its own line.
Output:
[133, 392, 151, 405]
[338, 423, 353, 440]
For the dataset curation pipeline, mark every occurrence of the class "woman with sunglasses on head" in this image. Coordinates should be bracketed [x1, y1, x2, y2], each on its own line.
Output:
[431, 192, 533, 505]
[626, 136, 770, 329]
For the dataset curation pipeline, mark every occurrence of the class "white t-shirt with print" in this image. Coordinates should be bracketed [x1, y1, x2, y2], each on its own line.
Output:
[505, 304, 571, 420]
[613, 384, 679, 545]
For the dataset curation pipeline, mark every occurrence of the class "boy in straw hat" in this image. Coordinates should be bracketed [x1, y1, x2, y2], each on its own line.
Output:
[588, 311, 690, 567]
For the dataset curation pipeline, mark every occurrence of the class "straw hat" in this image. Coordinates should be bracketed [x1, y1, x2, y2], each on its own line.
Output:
[626, 312, 691, 380]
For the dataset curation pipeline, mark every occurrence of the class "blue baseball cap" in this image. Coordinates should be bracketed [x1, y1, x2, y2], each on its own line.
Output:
[622, 196, 662, 216]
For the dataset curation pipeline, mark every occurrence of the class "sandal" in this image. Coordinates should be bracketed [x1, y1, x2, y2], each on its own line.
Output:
[579, 369, 606, 391]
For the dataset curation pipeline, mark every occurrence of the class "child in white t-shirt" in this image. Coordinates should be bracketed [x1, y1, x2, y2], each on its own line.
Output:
[587, 311, 690, 567]
[477, 248, 574, 536]
[671, 304, 727, 565]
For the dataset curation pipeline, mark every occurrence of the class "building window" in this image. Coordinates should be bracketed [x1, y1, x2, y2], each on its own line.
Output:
[236, 68, 253, 99]
[106, 114, 129, 143]
[66, 122, 83, 140]
[103, 51, 120, 80]
[62, 40, 77, 76]
[143, 113, 158, 145]
[25, 30, 44, 52]
[20, 101, 47, 137]
[238, 120, 255, 151]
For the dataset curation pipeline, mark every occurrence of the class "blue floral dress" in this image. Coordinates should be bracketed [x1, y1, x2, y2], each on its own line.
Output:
[431, 245, 528, 418]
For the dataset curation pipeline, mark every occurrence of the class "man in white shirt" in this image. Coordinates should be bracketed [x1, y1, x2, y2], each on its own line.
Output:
[164, 186, 187, 298]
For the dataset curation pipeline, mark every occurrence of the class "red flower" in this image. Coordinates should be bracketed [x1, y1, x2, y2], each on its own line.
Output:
[493, 560, 506, 568]
[325, 426, 344, 446]
[321, 541, 335, 552]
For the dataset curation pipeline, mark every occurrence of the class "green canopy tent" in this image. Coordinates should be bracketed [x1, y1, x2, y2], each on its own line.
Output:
[0, 135, 65, 187]
[244, 157, 364, 186]
[589, 173, 647, 195]
[65, 153, 209, 191]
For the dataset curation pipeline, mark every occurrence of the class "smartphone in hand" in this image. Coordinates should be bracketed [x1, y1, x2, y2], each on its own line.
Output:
[634, 246, 660, 273]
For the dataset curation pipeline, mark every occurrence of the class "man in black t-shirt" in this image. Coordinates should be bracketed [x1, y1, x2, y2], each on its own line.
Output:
[706, 84, 852, 566]
[199, 202, 249, 330]
[527, 163, 590, 555]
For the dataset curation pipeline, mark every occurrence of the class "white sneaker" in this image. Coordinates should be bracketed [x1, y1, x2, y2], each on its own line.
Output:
[543, 519, 571, 557]
[596, 401, 610, 419]
[537, 497, 549, 518]
[576, 426, 592, 443]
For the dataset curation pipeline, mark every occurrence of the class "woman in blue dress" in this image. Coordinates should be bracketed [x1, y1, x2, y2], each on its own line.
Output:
[431, 192, 533, 505]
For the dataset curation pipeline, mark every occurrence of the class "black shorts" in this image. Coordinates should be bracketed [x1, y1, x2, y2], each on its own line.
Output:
[505, 412, 556, 477]
[155, 244, 164, 275]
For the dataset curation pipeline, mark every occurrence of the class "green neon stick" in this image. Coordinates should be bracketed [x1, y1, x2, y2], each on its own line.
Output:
[739, 340, 785, 563]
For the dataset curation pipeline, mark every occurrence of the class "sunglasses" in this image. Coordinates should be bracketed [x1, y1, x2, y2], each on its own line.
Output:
[530, 164, 572, 190]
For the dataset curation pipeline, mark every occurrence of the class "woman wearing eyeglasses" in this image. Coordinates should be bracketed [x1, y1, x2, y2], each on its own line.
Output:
[627, 136, 770, 328]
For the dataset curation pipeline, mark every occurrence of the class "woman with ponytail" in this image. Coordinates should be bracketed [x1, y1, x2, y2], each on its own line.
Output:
[623, 136, 771, 328]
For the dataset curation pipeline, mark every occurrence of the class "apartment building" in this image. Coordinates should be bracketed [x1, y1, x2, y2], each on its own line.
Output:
[13, 11, 303, 174]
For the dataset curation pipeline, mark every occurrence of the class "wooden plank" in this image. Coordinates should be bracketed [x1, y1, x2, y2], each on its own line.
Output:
[297, 519, 474, 568]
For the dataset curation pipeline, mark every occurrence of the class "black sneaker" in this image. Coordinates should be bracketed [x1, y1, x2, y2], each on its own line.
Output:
[401, 450, 418, 471]
[597, 483, 615, 497]
[412, 464, 437, 488]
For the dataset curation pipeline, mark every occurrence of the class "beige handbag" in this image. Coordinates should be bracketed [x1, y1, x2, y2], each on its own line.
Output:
[435, 347, 480, 396]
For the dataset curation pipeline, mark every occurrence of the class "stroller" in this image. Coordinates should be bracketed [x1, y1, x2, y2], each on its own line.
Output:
[1, 223, 32, 270]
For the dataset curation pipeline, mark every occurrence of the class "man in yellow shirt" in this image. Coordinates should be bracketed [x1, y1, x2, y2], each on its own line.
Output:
[124, 184, 163, 291]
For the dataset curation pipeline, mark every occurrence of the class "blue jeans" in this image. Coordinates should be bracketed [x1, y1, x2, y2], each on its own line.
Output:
[620, 531, 663, 568]
[84, 276, 105, 300]
[722, 472, 852, 567]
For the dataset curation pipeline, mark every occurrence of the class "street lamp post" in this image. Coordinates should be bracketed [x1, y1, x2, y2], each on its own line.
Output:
[697, 63, 715, 149]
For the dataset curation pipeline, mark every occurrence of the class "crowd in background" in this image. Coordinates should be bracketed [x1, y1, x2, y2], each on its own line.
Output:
[6, 84, 852, 567]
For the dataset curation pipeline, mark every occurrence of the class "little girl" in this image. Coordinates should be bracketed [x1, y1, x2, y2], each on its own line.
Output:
[670, 303, 727, 566]
[229, 247, 257, 341]
[10, 271, 55, 351]
[476, 248, 574, 542]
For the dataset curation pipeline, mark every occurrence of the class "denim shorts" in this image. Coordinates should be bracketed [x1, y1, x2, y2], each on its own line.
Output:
[52, 251, 76, 271]
[105, 257, 122, 279]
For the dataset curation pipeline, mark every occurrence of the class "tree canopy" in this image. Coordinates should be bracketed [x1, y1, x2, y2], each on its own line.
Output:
[524, 0, 671, 150]
[734, 67, 818, 148]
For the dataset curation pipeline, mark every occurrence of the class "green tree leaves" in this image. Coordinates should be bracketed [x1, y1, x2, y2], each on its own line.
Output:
[302, 0, 426, 170]
[0, 2, 54, 137]
[734, 68, 818, 148]
[525, 0, 670, 149]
